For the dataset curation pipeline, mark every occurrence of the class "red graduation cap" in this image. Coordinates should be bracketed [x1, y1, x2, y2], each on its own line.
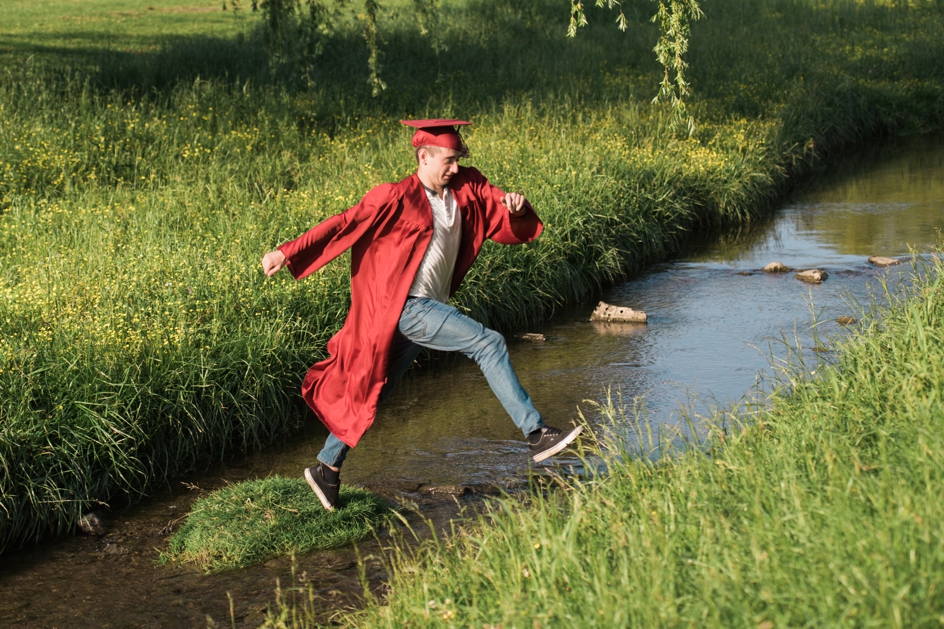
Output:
[400, 118, 471, 151]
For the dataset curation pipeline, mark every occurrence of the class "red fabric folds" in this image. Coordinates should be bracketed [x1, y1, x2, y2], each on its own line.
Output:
[278, 167, 542, 447]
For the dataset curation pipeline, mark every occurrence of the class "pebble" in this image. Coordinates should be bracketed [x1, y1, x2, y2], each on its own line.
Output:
[103, 543, 126, 555]
[420, 484, 469, 496]
[77, 512, 106, 536]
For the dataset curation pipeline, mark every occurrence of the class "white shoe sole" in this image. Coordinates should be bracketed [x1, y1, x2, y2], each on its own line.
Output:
[531, 425, 583, 463]
[304, 467, 336, 511]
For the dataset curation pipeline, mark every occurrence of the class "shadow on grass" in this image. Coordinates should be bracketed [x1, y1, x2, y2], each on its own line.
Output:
[1, 0, 660, 113]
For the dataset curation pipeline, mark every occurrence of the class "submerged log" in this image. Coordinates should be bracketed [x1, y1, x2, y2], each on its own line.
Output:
[795, 269, 828, 284]
[590, 301, 647, 324]
[868, 256, 902, 267]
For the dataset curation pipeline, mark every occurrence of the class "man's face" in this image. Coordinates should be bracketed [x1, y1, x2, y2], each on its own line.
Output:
[418, 147, 462, 190]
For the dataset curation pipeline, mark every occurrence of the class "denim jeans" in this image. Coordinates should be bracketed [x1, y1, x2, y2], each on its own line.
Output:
[317, 296, 544, 468]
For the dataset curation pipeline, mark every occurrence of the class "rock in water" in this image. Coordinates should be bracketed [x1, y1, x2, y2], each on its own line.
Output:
[515, 332, 546, 342]
[836, 316, 856, 325]
[103, 543, 126, 555]
[77, 512, 106, 536]
[763, 261, 791, 273]
[421, 484, 469, 496]
[590, 301, 647, 323]
[868, 256, 902, 267]
[795, 269, 828, 284]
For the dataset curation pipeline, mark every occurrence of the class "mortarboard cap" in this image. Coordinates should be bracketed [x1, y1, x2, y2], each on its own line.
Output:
[400, 119, 471, 151]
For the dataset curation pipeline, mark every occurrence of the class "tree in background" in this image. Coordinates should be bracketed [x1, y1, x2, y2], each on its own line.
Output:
[231, 0, 702, 130]
[569, 0, 703, 134]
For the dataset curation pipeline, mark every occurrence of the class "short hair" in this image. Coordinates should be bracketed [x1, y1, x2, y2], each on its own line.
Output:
[414, 143, 470, 162]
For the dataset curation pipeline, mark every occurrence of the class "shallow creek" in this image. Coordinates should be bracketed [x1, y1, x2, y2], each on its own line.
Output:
[2, 139, 943, 628]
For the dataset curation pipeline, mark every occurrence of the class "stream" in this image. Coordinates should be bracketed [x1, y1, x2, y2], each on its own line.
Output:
[1, 137, 942, 628]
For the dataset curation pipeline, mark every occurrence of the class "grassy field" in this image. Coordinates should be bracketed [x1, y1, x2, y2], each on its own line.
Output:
[1, 0, 943, 554]
[280, 255, 941, 628]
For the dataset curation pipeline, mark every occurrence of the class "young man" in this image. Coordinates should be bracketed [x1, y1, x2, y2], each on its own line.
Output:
[261, 119, 582, 511]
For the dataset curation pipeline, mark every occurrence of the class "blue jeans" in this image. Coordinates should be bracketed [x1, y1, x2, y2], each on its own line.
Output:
[317, 296, 544, 468]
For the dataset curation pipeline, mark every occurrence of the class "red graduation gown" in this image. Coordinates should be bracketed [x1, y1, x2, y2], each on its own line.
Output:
[278, 166, 543, 447]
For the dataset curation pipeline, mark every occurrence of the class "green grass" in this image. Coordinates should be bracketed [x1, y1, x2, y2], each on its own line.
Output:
[1, 0, 943, 552]
[160, 476, 388, 572]
[1, 0, 253, 45]
[252, 255, 944, 627]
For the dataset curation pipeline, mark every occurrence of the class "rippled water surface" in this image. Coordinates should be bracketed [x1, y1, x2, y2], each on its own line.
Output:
[2, 138, 942, 628]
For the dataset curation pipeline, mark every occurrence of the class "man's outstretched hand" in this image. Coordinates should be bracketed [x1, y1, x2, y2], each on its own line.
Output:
[501, 192, 527, 216]
[262, 250, 287, 277]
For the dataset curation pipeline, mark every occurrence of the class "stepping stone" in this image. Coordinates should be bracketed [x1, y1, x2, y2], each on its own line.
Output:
[795, 269, 828, 284]
[763, 261, 791, 273]
[590, 301, 647, 323]
[868, 256, 902, 267]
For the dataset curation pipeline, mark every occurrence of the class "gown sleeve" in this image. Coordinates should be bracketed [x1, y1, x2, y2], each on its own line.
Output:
[465, 167, 543, 245]
[278, 184, 399, 280]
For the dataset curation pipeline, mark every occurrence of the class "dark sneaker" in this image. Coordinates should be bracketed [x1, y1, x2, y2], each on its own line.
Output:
[304, 465, 339, 511]
[528, 425, 583, 463]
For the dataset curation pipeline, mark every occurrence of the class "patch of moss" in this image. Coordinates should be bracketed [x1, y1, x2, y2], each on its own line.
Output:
[161, 476, 388, 572]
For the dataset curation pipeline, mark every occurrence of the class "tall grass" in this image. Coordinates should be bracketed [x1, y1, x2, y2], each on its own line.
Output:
[1, 0, 943, 551]
[263, 254, 944, 627]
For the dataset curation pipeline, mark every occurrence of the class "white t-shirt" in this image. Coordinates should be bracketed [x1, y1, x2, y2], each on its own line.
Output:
[408, 186, 462, 303]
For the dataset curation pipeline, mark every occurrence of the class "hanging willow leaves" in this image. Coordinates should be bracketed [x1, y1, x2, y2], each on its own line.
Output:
[245, 0, 703, 119]
[651, 0, 703, 135]
[362, 0, 386, 95]
[242, 0, 363, 87]
[569, 0, 703, 135]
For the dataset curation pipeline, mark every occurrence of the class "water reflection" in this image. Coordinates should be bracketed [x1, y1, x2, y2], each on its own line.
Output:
[793, 141, 944, 256]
